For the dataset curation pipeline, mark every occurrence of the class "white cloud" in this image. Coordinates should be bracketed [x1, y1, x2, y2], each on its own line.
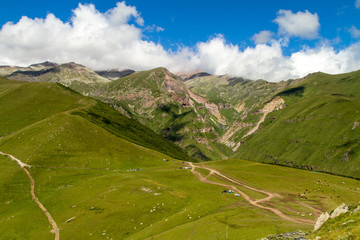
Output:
[144, 24, 164, 32]
[350, 26, 360, 38]
[356, 0, 360, 9]
[0, 2, 174, 71]
[252, 30, 274, 44]
[184, 35, 360, 81]
[0, 2, 360, 82]
[274, 10, 320, 39]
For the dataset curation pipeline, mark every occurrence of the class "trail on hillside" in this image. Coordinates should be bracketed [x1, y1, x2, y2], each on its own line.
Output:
[188, 162, 315, 225]
[0, 151, 60, 240]
[242, 96, 285, 139]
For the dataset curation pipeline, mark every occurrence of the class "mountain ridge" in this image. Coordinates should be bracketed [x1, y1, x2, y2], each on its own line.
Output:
[2, 62, 360, 178]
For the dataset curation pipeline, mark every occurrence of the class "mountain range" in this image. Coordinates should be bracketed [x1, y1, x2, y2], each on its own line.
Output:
[1, 61, 359, 178]
[1, 61, 360, 239]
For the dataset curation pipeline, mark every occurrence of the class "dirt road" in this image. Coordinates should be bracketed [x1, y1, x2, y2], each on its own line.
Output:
[0, 151, 60, 240]
[188, 162, 315, 225]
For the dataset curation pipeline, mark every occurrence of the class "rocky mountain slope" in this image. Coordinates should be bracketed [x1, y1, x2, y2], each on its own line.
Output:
[2, 62, 360, 178]
[2, 62, 109, 84]
[86, 67, 236, 161]
[234, 71, 360, 178]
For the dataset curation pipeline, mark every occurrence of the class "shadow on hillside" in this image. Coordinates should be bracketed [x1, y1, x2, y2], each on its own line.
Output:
[158, 103, 193, 142]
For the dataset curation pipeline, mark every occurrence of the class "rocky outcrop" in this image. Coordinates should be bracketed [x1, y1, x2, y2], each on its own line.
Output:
[330, 203, 349, 218]
[314, 203, 350, 232]
[314, 212, 330, 231]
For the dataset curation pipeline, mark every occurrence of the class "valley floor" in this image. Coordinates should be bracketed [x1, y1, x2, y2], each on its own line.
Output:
[1, 152, 360, 239]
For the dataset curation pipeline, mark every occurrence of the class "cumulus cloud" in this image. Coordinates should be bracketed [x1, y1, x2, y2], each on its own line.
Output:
[252, 30, 274, 44]
[350, 26, 360, 38]
[0, 2, 360, 82]
[186, 35, 360, 81]
[274, 10, 320, 39]
[0, 2, 173, 70]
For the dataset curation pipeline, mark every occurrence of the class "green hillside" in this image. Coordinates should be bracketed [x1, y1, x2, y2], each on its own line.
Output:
[1, 76, 360, 239]
[0, 77, 190, 163]
[234, 71, 360, 178]
[77, 68, 234, 161]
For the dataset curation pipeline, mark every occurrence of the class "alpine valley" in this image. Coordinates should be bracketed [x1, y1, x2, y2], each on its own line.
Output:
[1, 61, 360, 240]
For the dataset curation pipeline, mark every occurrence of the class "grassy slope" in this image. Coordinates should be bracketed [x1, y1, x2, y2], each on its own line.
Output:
[234, 71, 360, 178]
[0, 77, 189, 161]
[185, 76, 282, 107]
[1, 76, 360, 239]
[308, 206, 360, 239]
[83, 68, 230, 161]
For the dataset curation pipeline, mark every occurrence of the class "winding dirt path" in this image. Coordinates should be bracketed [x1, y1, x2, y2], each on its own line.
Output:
[0, 151, 59, 240]
[188, 162, 315, 225]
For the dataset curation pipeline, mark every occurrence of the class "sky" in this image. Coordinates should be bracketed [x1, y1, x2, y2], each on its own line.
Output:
[0, 0, 360, 81]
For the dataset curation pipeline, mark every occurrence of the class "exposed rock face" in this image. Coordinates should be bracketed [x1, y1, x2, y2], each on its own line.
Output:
[242, 96, 285, 139]
[314, 203, 349, 232]
[330, 203, 349, 219]
[187, 90, 227, 125]
[314, 212, 330, 231]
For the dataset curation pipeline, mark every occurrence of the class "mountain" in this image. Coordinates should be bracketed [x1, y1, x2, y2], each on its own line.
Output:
[1, 73, 360, 239]
[82, 68, 298, 161]
[95, 69, 135, 80]
[183, 74, 296, 151]
[1, 62, 294, 161]
[84, 67, 236, 161]
[2, 61, 360, 178]
[234, 71, 360, 178]
[0, 76, 189, 162]
[2, 62, 109, 84]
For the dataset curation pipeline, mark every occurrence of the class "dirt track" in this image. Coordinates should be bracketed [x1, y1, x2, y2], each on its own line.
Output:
[188, 162, 315, 225]
[0, 151, 60, 240]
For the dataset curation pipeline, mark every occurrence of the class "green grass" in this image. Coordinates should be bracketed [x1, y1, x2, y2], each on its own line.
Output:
[307, 206, 360, 239]
[2, 153, 360, 239]
[2, 74, 360, 239]
[235, 70, 360, 178]
[0, 78, 190, 163]
[195, 167, 211, 178]
[0, 155, 52, 240]
[206, 159, 360, 212]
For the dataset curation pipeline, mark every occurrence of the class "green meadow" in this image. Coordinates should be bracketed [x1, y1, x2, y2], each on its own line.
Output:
[0, 76, 360, 239]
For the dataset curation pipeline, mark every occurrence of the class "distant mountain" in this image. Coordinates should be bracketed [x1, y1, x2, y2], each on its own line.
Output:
[1, 62, 109, 84]
[0, 61, 58, 76]
[177, 71, 212, 81]
[95, 69, 135, 80]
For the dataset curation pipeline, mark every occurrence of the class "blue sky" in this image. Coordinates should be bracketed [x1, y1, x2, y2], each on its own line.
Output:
[0, 0, 360, 81]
